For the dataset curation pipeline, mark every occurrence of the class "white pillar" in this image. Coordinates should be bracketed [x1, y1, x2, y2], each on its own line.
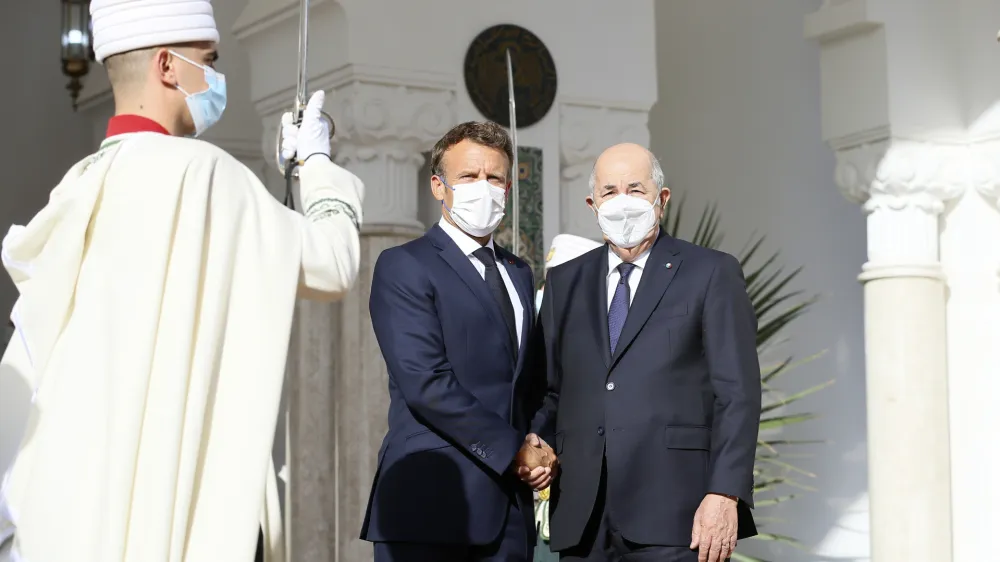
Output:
[809, 2, 1000, 559]
[835, 140, 961, 561]
[253, 68, 456, 562]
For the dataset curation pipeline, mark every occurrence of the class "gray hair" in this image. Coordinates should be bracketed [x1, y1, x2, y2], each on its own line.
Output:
[588, 149, 665, 193]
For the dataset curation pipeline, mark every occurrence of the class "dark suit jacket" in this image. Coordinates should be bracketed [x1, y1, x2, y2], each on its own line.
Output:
[361, 224, 537, 546]
[528, 232, 761, 550]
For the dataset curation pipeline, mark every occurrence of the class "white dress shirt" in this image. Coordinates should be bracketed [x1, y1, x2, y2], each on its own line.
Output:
[438, 218, 524, 347]
[606, 246, 652, 311]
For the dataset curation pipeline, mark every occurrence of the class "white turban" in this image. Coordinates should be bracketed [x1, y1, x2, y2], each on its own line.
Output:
[90, 0, 220, 63]
[544, 234, 603, 271]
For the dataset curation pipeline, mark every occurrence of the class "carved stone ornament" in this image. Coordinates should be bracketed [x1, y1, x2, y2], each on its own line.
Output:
[834, 140, 966, 216]
[260, 78, 456, 167]
[327, 81, 456, 150]
[836, 139, 971, 271]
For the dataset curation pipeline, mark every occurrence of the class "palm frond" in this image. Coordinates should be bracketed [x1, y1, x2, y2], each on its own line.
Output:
[760, 380, 835, 414]
[761, 351, 827, 384]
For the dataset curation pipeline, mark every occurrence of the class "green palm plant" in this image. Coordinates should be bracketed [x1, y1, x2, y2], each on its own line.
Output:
[660, 197, 832, 562]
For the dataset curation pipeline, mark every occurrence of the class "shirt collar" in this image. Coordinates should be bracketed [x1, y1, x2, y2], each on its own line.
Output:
[607, 245, 652, 278]
[438, 218, 495, 259]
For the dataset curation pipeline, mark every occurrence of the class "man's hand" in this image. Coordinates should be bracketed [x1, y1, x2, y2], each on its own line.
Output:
[513, 433, 558, 490]
[690, 493, 739, 562]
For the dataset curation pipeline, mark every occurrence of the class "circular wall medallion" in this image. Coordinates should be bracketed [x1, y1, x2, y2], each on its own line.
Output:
[464, 24, 558, 129]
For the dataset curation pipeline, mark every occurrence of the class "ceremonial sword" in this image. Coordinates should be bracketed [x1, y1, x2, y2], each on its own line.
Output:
[276, 0, 336, 206]
[506, 49, 520, 258]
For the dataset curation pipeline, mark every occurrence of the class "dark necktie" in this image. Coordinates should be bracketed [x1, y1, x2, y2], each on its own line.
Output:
[472, 247, 519, 360]
[608, 262, 637, 354]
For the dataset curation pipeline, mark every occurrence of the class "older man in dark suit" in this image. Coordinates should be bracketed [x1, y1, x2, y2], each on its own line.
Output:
[528, 143, 761, 562]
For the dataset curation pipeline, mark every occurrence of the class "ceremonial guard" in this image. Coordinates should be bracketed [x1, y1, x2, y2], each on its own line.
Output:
[0, 0, 363, 560]
[534, 234, 604, 311]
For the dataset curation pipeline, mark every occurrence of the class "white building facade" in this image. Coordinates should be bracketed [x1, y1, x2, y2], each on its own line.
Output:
[2, 0, 999, 560]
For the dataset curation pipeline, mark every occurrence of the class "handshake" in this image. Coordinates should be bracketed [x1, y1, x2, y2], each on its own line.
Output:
[512, 433, 558, 491]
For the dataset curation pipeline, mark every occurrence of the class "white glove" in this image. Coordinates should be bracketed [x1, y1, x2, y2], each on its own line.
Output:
[279, 90, 331, 167]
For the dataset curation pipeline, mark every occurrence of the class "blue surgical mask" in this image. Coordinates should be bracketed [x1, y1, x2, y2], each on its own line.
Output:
[170, 50, 227, 137]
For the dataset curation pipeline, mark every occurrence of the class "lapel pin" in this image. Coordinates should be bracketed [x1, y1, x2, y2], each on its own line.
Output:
[666, 262, 673, 269]
[508, 259, 514, 265]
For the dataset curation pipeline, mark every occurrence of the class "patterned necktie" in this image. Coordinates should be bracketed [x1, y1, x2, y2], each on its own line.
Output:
[608, 262, 637, 354]
[472, 247, 519, 360]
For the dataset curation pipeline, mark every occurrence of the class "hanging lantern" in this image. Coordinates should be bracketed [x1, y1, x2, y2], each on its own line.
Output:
[61, 0, 93, 110]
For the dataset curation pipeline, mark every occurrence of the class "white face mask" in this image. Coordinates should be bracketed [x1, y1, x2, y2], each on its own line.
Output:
[595, 194, 660, 249]
[441, 178, 507, 237]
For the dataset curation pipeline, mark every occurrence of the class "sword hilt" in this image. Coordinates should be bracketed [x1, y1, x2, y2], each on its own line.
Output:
[274, 106, 336, 178]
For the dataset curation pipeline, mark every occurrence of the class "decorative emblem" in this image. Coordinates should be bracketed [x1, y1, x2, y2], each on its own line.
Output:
[464, 24, 558, 128]
[666, 262, 673, 269]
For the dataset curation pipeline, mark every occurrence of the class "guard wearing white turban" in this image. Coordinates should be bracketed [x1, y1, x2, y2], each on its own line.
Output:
[0, 1, 363, 561]
[534, 234, 603, 310]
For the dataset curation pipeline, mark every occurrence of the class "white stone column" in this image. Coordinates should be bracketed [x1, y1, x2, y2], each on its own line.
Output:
[255, 73, 456, 562]
[834, 140, 961, 561]
[559, 102, 652, 240]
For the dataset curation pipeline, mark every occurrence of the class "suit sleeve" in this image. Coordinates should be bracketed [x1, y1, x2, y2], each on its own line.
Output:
[703, 253, 761, 508]
[295, 157, 364, 302]
[528, 272, 559, 444]
[369, 248, 523, 476]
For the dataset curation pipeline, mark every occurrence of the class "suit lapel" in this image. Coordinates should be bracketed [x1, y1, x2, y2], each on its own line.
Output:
[610, 233, 682, 369]
[430, 225, 515, 362]
[584, 247, 612, 367]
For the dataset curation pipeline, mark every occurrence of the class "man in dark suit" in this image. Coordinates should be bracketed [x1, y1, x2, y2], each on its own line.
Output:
[361, 121, 556, 562]
[529, 143, 761, 562]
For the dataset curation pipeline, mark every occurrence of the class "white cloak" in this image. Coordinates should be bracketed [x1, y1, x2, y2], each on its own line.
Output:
[0, 132, 363, 562]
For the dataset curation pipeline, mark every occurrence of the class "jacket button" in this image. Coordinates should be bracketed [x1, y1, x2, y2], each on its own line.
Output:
[606, 382, 615, 391]
[597, 426, 605, 436]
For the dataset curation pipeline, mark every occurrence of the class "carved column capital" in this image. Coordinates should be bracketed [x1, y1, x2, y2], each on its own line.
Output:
[258, 72, 457, 232]
[835, 140, 966, 215]
[558, 102, 651, 239]
[328, 79, 456, 232]
[835, 139, 968, 277]
[329, 81, 456, 151]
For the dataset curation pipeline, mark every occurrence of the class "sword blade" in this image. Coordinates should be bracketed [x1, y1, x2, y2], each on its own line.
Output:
[506, 49, 520, 258]
[294, 0, 309, 119]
